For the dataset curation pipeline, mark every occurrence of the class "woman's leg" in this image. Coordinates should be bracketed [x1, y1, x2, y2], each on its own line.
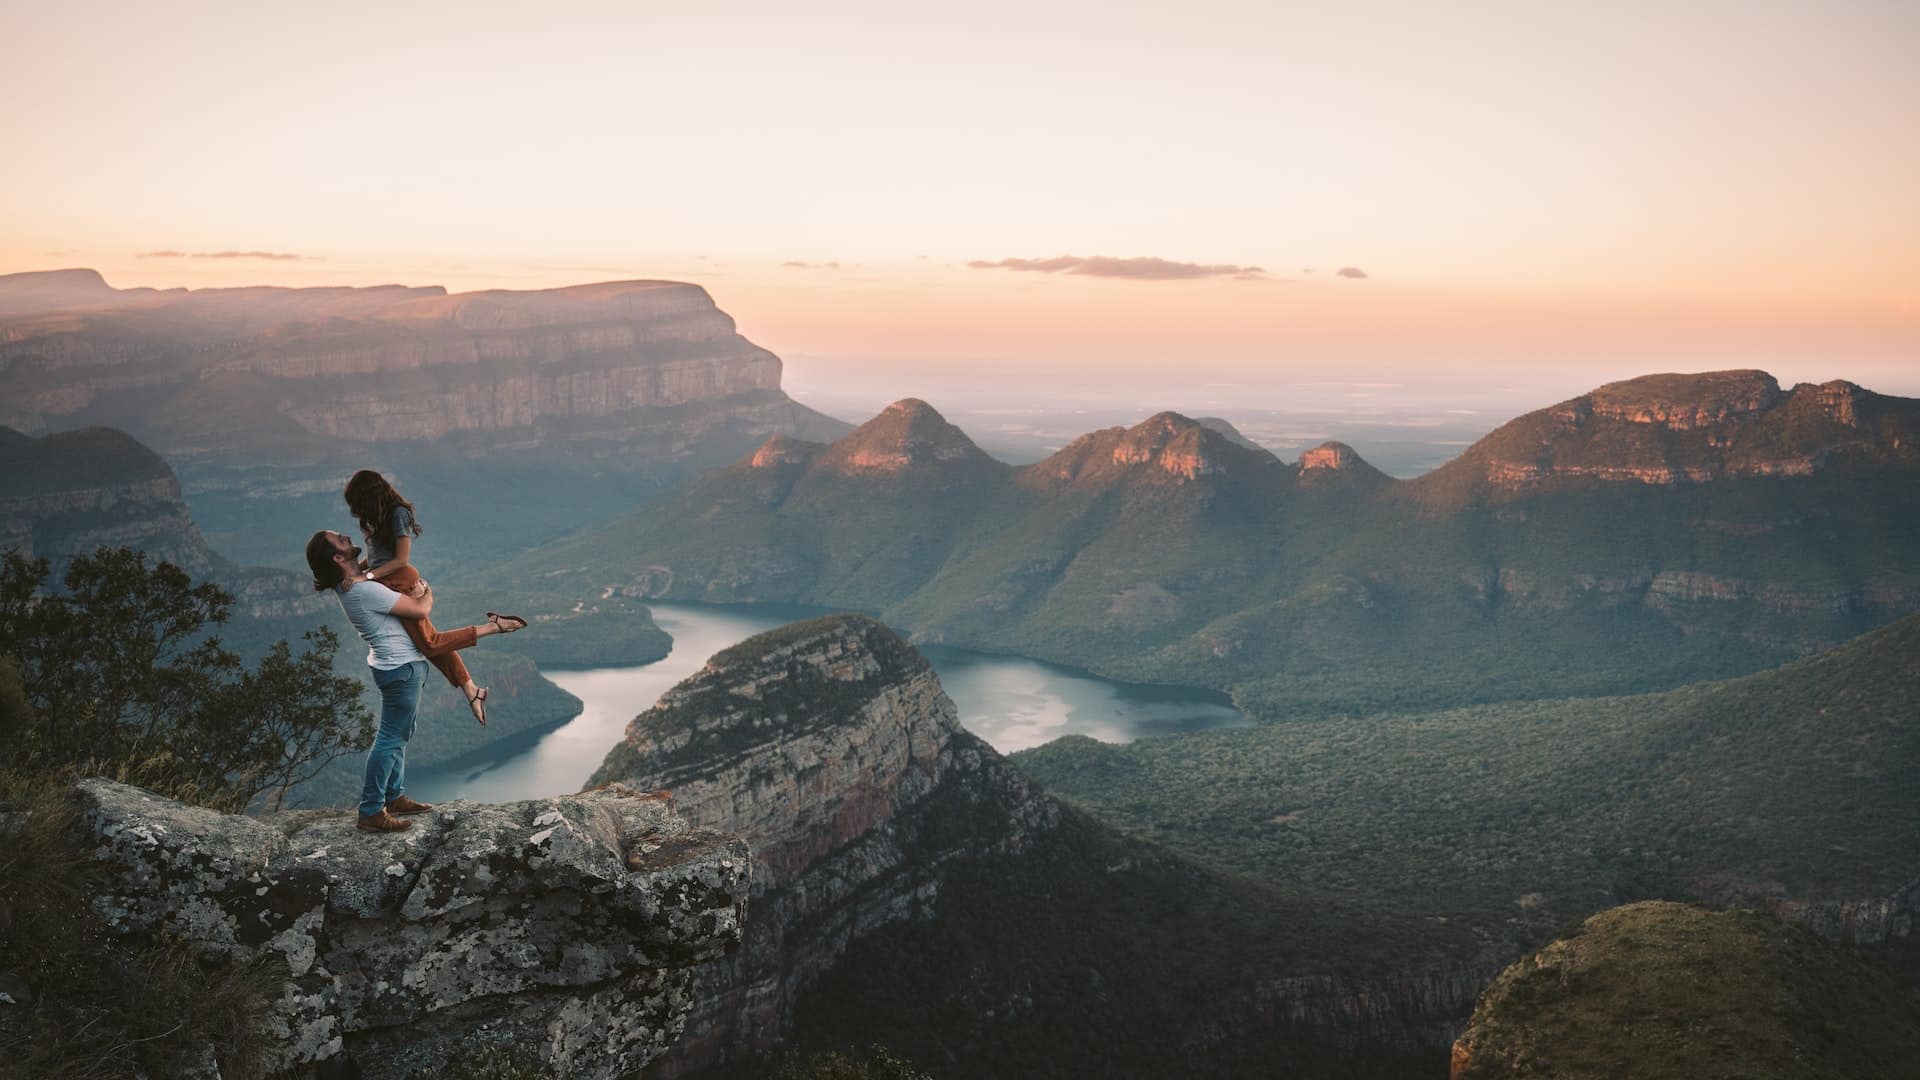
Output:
[378, 565, 478, 689]
[401, 617, 477, 688]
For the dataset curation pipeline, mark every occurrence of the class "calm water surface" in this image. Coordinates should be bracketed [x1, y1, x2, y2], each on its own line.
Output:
[411, 602, 1245, 803]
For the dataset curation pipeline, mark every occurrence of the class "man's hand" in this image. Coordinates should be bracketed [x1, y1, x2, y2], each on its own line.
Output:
[409, 579, 429, 599]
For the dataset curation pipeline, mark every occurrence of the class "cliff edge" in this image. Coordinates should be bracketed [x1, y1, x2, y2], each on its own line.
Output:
[71, 778, 749, 1079]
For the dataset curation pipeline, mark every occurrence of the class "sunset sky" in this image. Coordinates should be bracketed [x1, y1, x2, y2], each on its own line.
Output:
[4, 0, 1915, 402]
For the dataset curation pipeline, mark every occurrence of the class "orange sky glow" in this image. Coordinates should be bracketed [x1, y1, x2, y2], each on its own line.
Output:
[3, 0, 1915, 398]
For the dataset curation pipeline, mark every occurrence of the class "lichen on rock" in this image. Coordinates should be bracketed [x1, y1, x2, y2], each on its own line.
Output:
[73, 777, 750, 1079]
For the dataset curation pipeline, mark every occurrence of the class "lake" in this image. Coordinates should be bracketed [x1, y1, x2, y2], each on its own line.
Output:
[410, 602, 1246, 803]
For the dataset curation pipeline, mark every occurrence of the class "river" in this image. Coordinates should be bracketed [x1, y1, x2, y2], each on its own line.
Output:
[410, 602, 1246, 803]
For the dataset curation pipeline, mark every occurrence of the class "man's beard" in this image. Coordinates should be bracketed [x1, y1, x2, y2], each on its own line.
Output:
[347, 544, 363, 560]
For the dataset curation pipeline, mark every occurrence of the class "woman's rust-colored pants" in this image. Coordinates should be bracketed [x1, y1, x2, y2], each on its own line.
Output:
[376, 564, 476, 689]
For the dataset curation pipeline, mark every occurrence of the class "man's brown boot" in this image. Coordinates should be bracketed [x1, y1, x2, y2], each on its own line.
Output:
[356, 809, 412, 833]
[386, 795, 434, 815]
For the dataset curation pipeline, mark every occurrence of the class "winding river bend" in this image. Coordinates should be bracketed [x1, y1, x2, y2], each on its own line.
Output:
[411, 602, 1247, 804]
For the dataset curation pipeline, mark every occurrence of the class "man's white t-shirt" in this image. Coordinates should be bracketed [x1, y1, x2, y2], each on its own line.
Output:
[336, 581, 428, 669]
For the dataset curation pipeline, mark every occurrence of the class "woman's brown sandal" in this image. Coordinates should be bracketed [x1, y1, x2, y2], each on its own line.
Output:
[486, 611, 529, 633]
[465, 686, 489, 727]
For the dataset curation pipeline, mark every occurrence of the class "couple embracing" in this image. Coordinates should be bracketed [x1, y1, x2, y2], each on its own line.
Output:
[305, 470, 529, 834]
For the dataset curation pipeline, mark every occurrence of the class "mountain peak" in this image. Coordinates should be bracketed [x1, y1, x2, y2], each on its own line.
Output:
[0, 267, 136, 316]
[816, 398, 997, 476]
[1195, 416, 1262, 450]
[1582, 369, 1782, 430]
[1298, 440, 1362, 470]
[881, 397, 939, 418]
[1113, 412, 1236, 480]
[746, 434, 822, 469]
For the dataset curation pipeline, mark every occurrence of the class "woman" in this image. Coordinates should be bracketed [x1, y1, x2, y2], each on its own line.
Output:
[344, 469, 528, 725]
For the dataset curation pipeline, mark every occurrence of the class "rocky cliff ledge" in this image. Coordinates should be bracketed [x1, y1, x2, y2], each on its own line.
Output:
[73, 778, 749, 1079]
[590, 614, 1058, 1075]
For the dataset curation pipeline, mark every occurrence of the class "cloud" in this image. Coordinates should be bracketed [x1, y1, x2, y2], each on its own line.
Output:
[968, 255, 1265, 280]
[780, 260, 841, 270]
[1335, 266, 1368, 279]
[138, 249, 311, 261]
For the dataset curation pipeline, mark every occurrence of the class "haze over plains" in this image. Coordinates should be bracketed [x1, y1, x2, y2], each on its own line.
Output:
[3, 0, 1915, 411]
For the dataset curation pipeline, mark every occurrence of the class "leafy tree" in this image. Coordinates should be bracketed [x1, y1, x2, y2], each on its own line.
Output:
[0, 548, 371, 811]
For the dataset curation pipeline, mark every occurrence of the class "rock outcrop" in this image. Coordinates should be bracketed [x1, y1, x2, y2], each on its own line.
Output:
[73, 778, 749, 1079]
[589, 614, 1057, 1074]
[584, 613, 1494, 1075]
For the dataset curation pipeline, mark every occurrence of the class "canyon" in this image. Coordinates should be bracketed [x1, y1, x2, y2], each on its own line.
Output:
[590, 614, 1504, 1076]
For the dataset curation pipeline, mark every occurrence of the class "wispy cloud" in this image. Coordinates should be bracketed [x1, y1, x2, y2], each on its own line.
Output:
[969, 255, 1265, 281]
[1335, 266, 1368, 279]
[781, 260, 841, 270]
[137, 249, 312, 261]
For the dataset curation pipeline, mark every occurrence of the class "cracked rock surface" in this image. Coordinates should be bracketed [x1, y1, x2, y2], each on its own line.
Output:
[74, 778, 749, 1079]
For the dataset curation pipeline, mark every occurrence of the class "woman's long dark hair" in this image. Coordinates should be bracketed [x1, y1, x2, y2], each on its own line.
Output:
[344, 469, 423, 544]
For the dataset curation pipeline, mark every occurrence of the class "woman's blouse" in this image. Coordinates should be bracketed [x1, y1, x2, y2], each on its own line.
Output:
[366, 505, 417, 570]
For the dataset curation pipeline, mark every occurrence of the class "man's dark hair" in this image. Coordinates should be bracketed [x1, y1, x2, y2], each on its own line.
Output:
[306, 531, 344, 592]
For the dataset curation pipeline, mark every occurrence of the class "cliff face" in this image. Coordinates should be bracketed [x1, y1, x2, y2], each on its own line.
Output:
[0, 426, 325, 617]
[72, 778, 748, 1079]
[0, 273, 844, 464]
[589, 615, 1058, 1074]
[0, 426, 210, 572]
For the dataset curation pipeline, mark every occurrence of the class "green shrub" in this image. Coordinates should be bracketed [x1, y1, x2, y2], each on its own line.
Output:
[0, 770, 284, 1079]
[0, 548, 371, 811]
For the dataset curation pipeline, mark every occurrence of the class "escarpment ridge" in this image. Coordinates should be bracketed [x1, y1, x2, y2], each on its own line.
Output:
[69, 778, 748, 1079]
[1416, 369, 1919, 501]
[0, 270, 847, 460]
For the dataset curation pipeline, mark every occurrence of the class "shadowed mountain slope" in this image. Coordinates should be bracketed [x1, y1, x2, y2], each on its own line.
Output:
[1451, 901, 1920, 1080]
[1017, 610, 1920, 972]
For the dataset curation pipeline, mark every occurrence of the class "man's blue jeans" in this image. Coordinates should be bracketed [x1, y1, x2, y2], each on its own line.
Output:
[360, 660, 426, 817]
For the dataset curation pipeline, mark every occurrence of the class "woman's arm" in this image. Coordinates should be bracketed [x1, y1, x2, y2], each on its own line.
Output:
[366, 535, 412, 582]
[388, 584, 433, 620]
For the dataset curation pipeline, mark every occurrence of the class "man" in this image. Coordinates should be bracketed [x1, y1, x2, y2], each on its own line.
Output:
[303, 529, 448, 833]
